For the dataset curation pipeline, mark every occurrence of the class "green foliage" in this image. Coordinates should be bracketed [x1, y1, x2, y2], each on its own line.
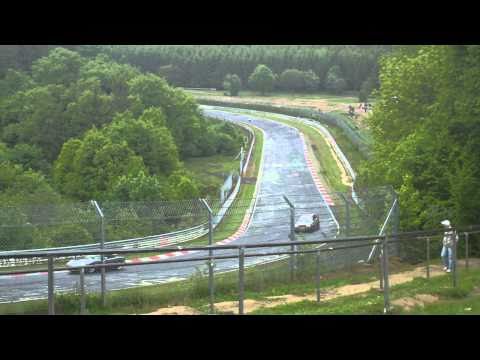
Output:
[325, 65, 347, 94]
[7, 143, 51, 174]
[0, 47, 242, 202]
[223, 74, 242, 96]
[358, 45, 480, 232]
[53, 129, 147, 200]
[31, 47, 85, 86]
[106, 109, 180, 175]
[167, 170, 200, 200]
[248, 64, 276, 95]
[0, 69, 35, 97]
[358, 75, 376, 102]
[109, 171, 168, 201]
[77, 45, 391, 92]
[278, 68, 319, 92]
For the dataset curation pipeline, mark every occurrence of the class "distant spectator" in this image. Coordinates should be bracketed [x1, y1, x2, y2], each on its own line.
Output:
[348, 105, 355, 117]
[440, 219, 458, 273]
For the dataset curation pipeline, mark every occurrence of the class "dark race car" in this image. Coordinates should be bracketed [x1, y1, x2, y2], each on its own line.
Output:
[66, 255, 126, 274]
[294, 213, 320, 233]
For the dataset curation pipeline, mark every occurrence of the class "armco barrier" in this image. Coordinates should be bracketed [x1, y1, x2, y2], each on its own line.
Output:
[0, 119, 257, 268]
[197, 98, 372, 159]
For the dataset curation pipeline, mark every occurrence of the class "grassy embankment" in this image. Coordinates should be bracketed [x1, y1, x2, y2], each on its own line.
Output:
[0, 251, 425, 315]
[185, 124, 263, 246]
[4, 255, 475, 315]
[252, 265, 480, 315]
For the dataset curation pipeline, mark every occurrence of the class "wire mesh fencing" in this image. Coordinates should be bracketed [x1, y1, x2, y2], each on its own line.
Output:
[0, 187, 397, 270]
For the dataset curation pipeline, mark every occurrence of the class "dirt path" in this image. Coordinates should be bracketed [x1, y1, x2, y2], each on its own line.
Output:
[141, 260, 478, 315]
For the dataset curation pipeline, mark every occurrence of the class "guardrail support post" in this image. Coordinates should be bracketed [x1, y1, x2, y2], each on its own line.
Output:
[382, 236, 390, 314]
[48, 256, 55, 315]
[316, 250, 321, 303]
[283, 195, 296, 281]
[453, 230, 458, 288]
[80, 267, 86, 315]
[91, 200, 106, 306]
[464, 232, 469, 270]
[379, 249, 384, 290]
[238, 247, 245, 315]
[200, 198, 215, 314]
[340, 193, 350, 237]
[426, 237, 430, 279]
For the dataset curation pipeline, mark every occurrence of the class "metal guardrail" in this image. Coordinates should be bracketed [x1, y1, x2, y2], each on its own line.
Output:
[2, 225, 478, 315]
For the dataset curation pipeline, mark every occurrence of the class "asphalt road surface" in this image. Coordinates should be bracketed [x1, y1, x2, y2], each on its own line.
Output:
[0, 107, 339, 303]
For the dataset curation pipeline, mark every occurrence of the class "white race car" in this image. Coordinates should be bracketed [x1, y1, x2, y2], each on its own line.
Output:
[66, 255, 125, 274]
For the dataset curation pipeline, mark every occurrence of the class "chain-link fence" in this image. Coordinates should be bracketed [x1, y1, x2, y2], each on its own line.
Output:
[0, 187, 397, 268]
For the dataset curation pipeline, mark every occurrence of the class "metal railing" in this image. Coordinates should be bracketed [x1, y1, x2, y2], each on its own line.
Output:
[2, 225, 478, 315]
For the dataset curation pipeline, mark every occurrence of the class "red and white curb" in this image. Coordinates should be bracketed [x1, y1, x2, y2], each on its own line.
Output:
[300, 133, 335, 206]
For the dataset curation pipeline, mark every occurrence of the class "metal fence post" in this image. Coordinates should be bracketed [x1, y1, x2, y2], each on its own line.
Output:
[200, 198, 215, 314]
[91, 200, 106, 306]
[340, 193, 350, 237]
[464, 232, 469, 270]
[379, 248, 384, 290]
[48, 256, 55, 315]
[382, 236, 390, 314]
[238, 247, 245, 315]
[283, 195, 296, 281]
[80, 267, 86, 315]
[316, 250, 321, 303]
[426, 237, 430, 279]
[452, 230, 458, 288]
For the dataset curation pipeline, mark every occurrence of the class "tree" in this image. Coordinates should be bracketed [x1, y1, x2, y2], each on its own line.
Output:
[31, 47, 84, 86]
[278, 69, 319, 92]
[109, 171, 169, 201]
[0, 69, 34, 97]
[325, 65, 347, 94]
[105, 108, 180, 175]
[223, 74, 242, 96]
[53, 129, 147, 200]
[358, 45, 480, 235]
[248, 64, 276, 95]
[167, 170, 200, 200]
[158, 64, 184, 86]
[358, 75, 376, 102]
[8, 143, 51, 174]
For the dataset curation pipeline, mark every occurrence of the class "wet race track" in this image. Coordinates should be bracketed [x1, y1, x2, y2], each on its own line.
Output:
[0, 107, 339, 303]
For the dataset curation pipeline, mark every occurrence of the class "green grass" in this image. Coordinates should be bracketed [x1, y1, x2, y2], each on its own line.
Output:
[0, 252, 420, 315]
[251, 266, 480, 315]
[186, 89, 360, 102]
[184, 154, 240, 198]
[179, 125, 264, 247]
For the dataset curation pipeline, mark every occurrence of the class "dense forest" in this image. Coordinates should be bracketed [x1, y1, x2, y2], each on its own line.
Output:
[75, 45, 392, 93]
[357, 45, 480, 234]
[0, 47, 244, 206]
[0, 46, 247, 249]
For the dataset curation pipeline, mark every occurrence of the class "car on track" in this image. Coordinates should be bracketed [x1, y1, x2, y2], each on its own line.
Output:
[294, 213, 320, 233]
[66, 255, 126, 274]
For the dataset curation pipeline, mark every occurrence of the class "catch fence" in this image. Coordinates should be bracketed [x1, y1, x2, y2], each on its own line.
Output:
[0, 187, 397, 268]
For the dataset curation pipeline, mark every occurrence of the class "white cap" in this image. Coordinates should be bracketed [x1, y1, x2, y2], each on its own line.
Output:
[441, 219, 451, 227]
